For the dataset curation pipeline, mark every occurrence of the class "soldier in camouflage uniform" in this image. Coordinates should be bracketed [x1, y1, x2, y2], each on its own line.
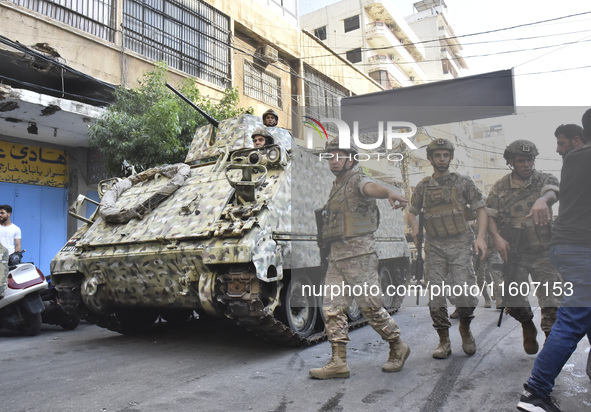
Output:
[0, 243, 7, 298]
[474, 218, 503, 308]
[450, 219, 502, 319]
[310, 138, 410, 379]
[407, 139, 488, 359]
[487, 140, 561, 354]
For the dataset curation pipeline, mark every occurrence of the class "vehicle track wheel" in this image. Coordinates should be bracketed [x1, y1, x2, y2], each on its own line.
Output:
[278, 275, 317, 337]
[59, 314, 80, 331]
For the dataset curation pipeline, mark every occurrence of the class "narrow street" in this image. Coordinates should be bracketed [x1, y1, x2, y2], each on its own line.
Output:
[2, 299, 589, 412]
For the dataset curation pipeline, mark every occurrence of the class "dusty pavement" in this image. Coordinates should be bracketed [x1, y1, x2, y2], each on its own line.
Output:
[1, 303, 590, 412]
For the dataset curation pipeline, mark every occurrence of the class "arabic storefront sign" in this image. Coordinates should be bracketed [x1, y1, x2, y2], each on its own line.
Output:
[0, 141, 68, 188]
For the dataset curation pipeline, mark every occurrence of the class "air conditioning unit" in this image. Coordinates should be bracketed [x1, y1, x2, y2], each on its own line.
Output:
[257, 45, 278, 63]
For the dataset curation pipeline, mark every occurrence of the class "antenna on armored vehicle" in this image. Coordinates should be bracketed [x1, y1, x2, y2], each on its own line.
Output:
[165, 83, 220, 128]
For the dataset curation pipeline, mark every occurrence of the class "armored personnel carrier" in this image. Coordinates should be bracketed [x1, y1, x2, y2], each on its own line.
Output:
[51, 112, 410, 345]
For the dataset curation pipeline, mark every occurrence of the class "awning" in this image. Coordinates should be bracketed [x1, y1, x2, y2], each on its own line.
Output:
[341, 69, 515, 131]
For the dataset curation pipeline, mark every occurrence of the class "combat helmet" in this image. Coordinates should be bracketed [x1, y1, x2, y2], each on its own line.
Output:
[262, 109, 279, 125]
[325, 138, 359, 156]
[426, 138, 455, 158]
[251, 127, 275, 146]
[503, 140, 538, 163]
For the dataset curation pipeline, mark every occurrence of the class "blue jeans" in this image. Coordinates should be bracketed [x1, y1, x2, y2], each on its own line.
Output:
[526, 244, 591, 396]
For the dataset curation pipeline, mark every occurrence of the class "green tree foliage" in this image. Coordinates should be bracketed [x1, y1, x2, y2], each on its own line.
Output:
[89, 64, 248, 175]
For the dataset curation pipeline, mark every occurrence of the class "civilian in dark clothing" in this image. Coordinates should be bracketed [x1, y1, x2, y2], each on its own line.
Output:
[517, 109, 591, 412]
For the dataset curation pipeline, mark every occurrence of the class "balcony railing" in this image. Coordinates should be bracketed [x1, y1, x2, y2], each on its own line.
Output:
[367, 54, 413, 87]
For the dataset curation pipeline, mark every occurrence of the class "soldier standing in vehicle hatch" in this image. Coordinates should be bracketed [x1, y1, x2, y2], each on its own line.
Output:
[310, 138, 410, 379]
[262, 108, 278, 127]
[407, 138, 487, 359]
[487, 140, 561, 355]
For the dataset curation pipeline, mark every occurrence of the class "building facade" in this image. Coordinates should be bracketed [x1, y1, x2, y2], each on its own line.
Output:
[301, 0, 428, 89]
[0, 0, 383, 274]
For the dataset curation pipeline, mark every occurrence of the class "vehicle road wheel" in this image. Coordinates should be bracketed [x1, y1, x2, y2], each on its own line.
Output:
[347, 298, 362, 321]
[115, 308, 158, 335]
[278, 275, 317, 337]
[58, 313, 80, 331]
[20, 311, 42, 336]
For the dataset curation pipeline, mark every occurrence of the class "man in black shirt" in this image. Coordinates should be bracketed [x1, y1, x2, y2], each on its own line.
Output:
[518, 109, 591, 412]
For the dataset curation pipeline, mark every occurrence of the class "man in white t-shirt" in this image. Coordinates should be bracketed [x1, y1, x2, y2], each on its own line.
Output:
[0, 205, 21, 255]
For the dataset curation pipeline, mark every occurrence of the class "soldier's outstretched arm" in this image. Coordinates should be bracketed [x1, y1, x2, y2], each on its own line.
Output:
[363, 182, 408, 209]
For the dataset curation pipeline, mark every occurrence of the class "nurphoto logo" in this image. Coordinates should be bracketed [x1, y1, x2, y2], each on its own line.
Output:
[304, 118, 418, 162]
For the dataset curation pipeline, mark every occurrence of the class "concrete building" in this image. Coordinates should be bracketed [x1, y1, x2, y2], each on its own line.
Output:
[0, 0, 383, 274]
[405, 0, 468, 80]
[300, 0, 428, 89]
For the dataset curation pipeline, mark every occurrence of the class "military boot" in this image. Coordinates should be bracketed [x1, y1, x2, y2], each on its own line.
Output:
[433, 329, 452, 359]
[522, 320, 539, 354]
[382, 338, 411, 372]
[459, 320, 476, 356]
[309, 343, 349, 379]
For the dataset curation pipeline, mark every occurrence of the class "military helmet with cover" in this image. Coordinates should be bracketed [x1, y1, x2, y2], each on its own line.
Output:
[262, 109, 279, 123]
[426, 138, 455, 158]
[503, 140, 538, 163]
[251, 127, 274, 146]
[324, 138, 359, 156]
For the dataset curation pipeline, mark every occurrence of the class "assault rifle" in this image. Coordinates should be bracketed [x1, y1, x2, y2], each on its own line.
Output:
[415, 209, 425, 305]
[496, 226, 522, 327]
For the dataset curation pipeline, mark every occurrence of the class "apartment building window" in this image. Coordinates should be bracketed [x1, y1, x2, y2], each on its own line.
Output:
[270, 0, 297, 18]
[344, 15, 360, 33]
[123, 0, 231, 88]
[244, 61, 282, 108]
[314, 26, 327, 41]
[11, 0, 116, 41]
[346, 48, 362, 64]
[304, 65, 348, 134]
[441, 58, 458, 78]
[369, 70, 391, 89]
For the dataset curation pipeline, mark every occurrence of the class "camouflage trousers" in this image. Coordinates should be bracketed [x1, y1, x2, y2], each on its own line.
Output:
[425, 238, 478, 330]
[476, 249, 503, 301]
[502, 250, 562, 334]
[323, 252, 400, 344]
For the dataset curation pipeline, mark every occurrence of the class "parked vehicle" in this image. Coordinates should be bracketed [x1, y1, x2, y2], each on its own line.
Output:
[0, 251, 47, 336]
[51, 111, 410, 345]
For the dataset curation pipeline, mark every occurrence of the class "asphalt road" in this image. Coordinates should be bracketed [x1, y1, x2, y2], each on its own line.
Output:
[1, 302, 590, 412]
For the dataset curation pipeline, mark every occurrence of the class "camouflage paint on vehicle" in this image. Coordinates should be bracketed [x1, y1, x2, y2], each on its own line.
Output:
[51, 114, 410, 344]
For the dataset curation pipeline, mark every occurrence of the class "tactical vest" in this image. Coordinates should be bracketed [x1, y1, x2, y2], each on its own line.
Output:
[421, 174, 470, 238]
[495, 172, 552, 251]
[321, 171, 380, 242]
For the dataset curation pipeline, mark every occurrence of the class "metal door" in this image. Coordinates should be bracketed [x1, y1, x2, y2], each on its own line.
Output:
[0, 182, 67, 277]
